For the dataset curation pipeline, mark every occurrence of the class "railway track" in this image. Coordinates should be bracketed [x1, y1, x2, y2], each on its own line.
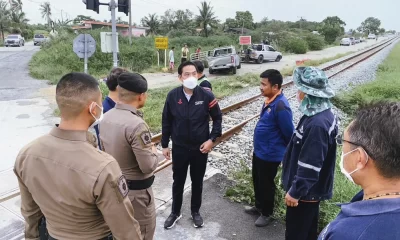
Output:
[1, 37, 397, 204]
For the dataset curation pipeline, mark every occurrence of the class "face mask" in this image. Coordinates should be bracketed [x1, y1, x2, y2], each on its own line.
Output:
[182, 76, 198, 89]
[340, 148, 369, 184]
[89, 102, 104, 128]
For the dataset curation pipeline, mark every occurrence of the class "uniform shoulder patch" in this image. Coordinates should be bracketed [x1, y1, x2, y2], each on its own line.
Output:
[140, 130, 152, 146]
[117, 175, 129, 198]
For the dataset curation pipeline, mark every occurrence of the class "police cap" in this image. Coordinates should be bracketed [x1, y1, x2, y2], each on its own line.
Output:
[117, 72, 148, 93]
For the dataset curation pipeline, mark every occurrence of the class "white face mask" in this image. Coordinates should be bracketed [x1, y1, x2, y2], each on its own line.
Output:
[340, 148, 369, 184]
[89, 102, 104, 128]
[182, 76, 198, 89]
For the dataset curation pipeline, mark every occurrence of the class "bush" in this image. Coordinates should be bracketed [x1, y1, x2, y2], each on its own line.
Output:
[305, 34, 325, 51]
[282, 37, 308, 54]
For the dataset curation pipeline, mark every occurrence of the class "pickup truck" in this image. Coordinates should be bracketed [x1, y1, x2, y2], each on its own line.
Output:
[207, 46, 241, 74]
[241, 43, 282, 64]
[33, 34, 47, 46]
[4, 34, 25, 47]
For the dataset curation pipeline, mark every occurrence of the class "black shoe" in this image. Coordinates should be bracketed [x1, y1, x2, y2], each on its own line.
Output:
[191, 212, 204, 228]
[164, 213, 182, 229]
[244, 206, 261, 216]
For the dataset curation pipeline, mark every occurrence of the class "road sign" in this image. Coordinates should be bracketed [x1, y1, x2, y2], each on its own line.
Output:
[239, 36, 252, 45]
[73, 34, 96, 73]
[155, 37, 168, 49]
[73, 34, 96, 58]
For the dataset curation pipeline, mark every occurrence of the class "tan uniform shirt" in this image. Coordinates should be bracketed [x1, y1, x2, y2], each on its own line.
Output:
[99, 103, 159, 180]
[14, 127, 142, 240]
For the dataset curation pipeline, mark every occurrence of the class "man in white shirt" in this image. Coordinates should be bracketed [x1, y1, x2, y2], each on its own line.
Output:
[169, 47, 175, 73]
[181, 44, 189, 63]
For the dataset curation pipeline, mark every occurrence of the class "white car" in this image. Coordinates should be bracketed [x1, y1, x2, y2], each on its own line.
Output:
[340, 38, 351, 46]
[241, 44, 283, 64]
[368, 34, 377, 39]
[4, 34, 25, 47]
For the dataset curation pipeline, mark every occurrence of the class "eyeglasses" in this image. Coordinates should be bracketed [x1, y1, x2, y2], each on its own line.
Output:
[336, 134, 373, 158]
[335, 134, 359, 146]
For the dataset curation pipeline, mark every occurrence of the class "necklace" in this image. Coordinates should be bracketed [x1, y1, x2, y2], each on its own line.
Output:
[363, 192, 400, 200]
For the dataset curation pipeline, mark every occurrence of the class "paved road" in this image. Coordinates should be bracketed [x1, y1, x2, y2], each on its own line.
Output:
[0, 42, 55, 240]
[0, 42, 47, 101]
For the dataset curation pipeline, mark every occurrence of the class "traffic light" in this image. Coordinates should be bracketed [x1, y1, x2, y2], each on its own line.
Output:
[118, 0, 130, 16]
[83, 0, 100, 14]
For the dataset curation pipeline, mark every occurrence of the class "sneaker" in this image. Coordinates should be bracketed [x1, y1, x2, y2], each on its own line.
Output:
[244, 206, 261, 216]
[191, 212, 204, 228]
[255, 215, 272, 227]
[164, 213, 182, 229]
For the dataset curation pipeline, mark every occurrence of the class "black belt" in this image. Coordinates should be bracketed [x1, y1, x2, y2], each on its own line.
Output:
[48, 234, 113, 240]
[126, 176, 155, 190]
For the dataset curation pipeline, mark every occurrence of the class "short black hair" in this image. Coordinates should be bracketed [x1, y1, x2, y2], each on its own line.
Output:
[260, 69, 283, 89]
[192, 60, 204, 73]
[56, 72, 100, 118]
[348, 102, 400, 178]
[172, 47, 175, 49]
[178, 61, 198, 75]
[106, 67, 127, 91]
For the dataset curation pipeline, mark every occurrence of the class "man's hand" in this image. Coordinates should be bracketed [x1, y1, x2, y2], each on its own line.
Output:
[285, 193, 299, 207]
[162, 148, 171, 160]
[200, 140, 213, 154]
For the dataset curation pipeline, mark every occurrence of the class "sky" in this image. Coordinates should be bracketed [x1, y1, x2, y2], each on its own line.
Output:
[22, 0, 400, 31]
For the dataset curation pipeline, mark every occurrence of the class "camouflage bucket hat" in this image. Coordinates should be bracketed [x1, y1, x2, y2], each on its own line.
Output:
[293, 66, 335, 98]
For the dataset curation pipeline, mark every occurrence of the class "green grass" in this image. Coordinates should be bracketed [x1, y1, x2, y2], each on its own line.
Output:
[332, 41, 400, 114]
[280, 51, 355, 77]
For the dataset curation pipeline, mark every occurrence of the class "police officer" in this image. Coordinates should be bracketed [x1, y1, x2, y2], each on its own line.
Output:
[99, 72, 159, 240]
[14, 72, 142, 240]
[162, 61, 222, 229]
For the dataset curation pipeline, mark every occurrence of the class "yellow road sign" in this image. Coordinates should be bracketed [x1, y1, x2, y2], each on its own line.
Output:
[155, 37, 168, 49]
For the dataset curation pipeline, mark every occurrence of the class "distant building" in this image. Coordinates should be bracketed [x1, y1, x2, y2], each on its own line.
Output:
[72, 21, 149, 37]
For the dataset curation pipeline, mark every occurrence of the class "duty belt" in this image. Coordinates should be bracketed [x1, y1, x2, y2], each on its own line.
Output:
[48, 234, 113, 240]
[126, 175, 155, 190]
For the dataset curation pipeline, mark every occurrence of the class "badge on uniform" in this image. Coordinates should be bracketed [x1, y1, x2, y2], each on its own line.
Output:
[267, 108, 271, 113]
[140, 130, 152, 146]
[117, 175, 129, 198]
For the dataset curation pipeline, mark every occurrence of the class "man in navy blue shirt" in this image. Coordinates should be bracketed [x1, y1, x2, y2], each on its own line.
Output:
[94, 67, 126, 148]
[245, 69, 294, 227]
[282, 67, 338, 240]
[319, 102, 400, 240]
[161, 62, 222, 229]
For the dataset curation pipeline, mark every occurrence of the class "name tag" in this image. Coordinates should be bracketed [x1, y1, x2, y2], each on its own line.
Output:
[195, 101, 204, 106]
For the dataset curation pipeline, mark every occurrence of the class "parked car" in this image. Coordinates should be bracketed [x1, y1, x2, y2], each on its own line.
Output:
[349, 37, 356, 45]
[340, 38, 352, 46]
[241, 43, 282, 64]
[33, 34, 47, 46]
[4, 34, 25, 47]
[360, 37, 366, 42]
[354, 37, 361, 43]
[207, 46, 241, 74]
[368, 34, 377, 39]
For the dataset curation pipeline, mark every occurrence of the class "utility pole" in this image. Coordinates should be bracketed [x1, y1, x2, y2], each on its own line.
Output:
[128, 0, 132, 45]
[110, 0, 118, 67]
[61, 10, 64, 23]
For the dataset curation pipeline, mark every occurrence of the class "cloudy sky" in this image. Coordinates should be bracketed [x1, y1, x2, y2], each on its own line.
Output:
[22, 0, 399, 31]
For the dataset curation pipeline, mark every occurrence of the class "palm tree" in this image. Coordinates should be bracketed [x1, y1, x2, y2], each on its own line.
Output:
[10, 0, 22, 12]
[141, 13, 160, 35]
[0, 0, 10, 42]
[40, 2, 51, 27]
[196, 1, 217, 37]
[10, 11, 28, 28]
